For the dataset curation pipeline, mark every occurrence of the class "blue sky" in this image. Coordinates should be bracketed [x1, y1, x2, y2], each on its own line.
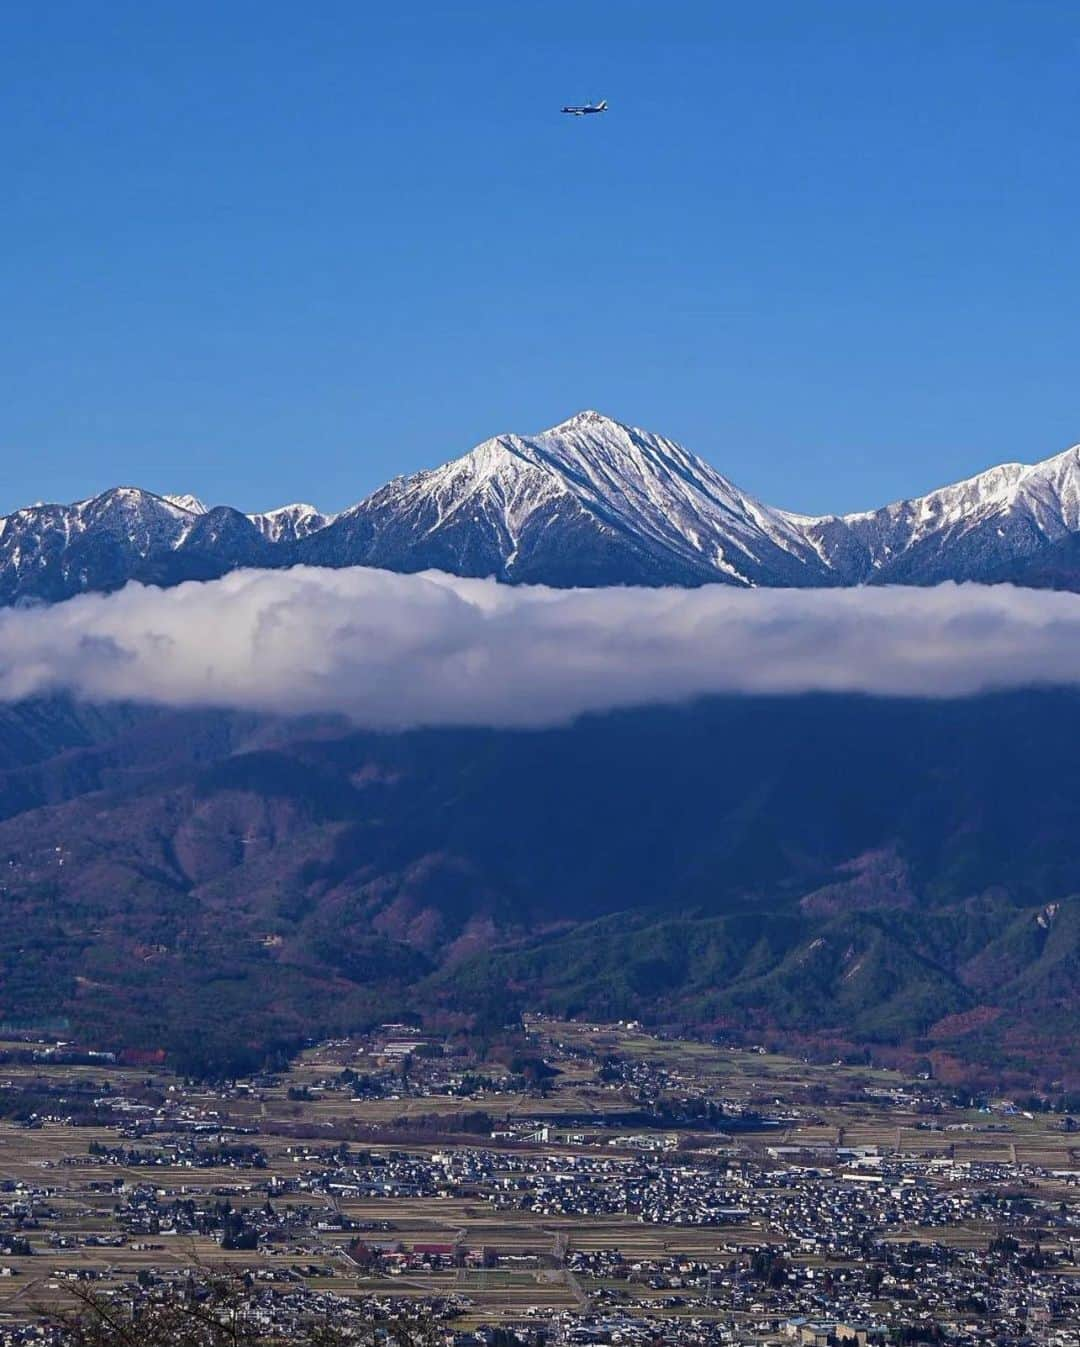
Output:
[2, 0, 1079, 517]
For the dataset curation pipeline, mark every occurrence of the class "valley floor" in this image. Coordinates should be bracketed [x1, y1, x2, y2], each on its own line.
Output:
[0, 1017, 1076, 1346]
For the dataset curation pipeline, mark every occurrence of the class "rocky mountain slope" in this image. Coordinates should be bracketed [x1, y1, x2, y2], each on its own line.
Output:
[5, 414, 1080, 601]
[297, 411, 829, 586]
[804, 446, 1080, 584]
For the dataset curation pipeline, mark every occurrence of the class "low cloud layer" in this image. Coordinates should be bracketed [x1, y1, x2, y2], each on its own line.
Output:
[2, 567, 1080, 728]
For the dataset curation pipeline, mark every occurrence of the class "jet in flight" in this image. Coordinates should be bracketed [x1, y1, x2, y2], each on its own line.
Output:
[562, 99, 608, 116]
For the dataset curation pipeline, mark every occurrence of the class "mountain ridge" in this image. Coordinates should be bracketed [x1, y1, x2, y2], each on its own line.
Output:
[5, 412, 1080, 603]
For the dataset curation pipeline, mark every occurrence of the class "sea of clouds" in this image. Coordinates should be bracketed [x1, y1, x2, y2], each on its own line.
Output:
[2, 566, 1080, 728]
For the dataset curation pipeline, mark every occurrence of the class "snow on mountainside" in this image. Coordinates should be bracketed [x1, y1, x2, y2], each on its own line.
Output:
[297, 412, 1080, 588]
[296, 411, 832, 587]
[0, 488, 201, 605]
[799, 443, 1080, 584]
[249, 503, 334, 544]
[4, 414, 1080, 603]
[164, 494, 209, 515]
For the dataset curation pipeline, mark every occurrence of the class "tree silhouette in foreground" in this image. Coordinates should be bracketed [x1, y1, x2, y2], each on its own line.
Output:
[50, 1266, 447, 1347]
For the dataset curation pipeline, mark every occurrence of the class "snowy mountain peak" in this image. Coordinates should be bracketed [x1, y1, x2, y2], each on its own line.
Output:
[297, 411, 830, 587]
[164, 494, 209, 516]
[248, 502, 334, 544]
[545, 408, 618, 433]
[76, 487, 199, 538]
[794, 440, 1080, 582]
[535, 409, 665, 457]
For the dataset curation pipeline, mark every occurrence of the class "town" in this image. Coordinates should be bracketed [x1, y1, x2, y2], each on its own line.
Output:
[0, 1017, 1075, 1346]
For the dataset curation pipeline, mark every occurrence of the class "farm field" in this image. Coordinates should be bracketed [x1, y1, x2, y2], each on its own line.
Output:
[0, 1017, 1076, 1342]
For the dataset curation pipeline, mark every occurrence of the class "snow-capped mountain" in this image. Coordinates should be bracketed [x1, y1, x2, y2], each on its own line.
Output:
[4, 412, 1080, 604]
[295, 411, 1080, 589]
[0, 488, 201, 606]
[297, 411, 831, 587]
[249, 503, 335, 545]
[800, 444, 1080, 584]
[0, 489, 283, 605]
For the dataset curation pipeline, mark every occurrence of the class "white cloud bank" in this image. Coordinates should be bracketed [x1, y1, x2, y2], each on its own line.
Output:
[2, 567, 1080, 728]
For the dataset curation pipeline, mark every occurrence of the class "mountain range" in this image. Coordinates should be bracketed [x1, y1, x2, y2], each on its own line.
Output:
[6, 411, 1080, 604]
[2, 413, 1080, 1087]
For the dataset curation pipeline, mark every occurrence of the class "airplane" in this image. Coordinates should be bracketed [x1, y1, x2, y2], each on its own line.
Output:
[561, 99, 608, 116]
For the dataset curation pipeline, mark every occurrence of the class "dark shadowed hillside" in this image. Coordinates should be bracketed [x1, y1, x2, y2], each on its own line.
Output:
[0, 693, 1077, 1082]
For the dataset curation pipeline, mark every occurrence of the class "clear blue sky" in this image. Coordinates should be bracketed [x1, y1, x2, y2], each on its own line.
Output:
[3, 0, 1079, 517]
